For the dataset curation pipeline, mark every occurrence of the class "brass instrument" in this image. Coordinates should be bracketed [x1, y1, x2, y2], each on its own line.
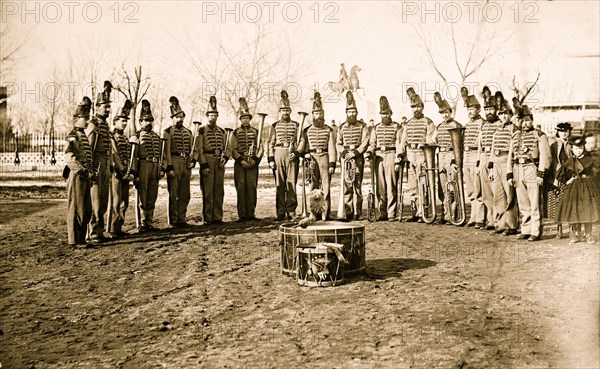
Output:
[221, 128, 234, 168]
[250, 113, 267, 158]
[446, 127, 467, 226]
[367, 155, 378, 222]
[344, 157, 356, 184]
[267, 123, 277, 182]
[396, 160, 406, 222]
[191, 120, 203, 169]
[128, 138, 141, 229]
[337, 154, 347, 220]
[297, 111, 309, 218]
[418, 144, 438, 224]
[158, 137, 167, 178]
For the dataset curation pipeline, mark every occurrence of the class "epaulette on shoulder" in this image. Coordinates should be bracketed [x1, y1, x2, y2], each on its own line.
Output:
[66, 135, 76, 143]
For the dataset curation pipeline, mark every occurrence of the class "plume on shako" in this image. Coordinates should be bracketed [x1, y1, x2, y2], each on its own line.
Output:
[460, 87, 469, 106]
[169, 96, 185, 117]
[206, 95, 218, 115]
[482, 86, 497, 109]
[279, 90, 291, 110]
[407, 87, 423, 107]
[346, 91, 357, 111]
[115, 99, 133, 120]
[434, 91, 451, 113]
[96, 80, 112, 105]
[74, 96, 92, 119]
[238, 97, 252, 119]
[139, 99, 154, 121]
[512, 97, 522, 117]
[312, 91, 323, 112]
[379, 96, 392, 114]
[495, 92, 512, 115]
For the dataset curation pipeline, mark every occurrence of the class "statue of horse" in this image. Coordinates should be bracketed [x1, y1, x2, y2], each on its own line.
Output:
[349, 65, 361, 92]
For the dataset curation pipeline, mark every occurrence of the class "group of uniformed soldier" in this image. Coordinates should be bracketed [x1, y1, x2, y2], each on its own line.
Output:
[64, 81, 592, 247]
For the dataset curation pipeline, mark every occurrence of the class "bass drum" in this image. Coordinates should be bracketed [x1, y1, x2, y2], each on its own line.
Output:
[279, 221, 366, 277]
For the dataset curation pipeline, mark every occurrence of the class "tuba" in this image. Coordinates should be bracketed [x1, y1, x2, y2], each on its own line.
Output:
[446, 127, 467, 226]
[418, 144, 438, 224]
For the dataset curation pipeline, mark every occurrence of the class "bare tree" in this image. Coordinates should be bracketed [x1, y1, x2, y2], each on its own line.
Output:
[113, 65, 151, 137]
[0, 22, 31, 84]
[182, 20, 313, 125]
[405, 0, 514, 113]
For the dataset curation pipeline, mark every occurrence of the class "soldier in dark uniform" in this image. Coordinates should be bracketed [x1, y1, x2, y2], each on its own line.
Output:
[65, 97, 93, 247]
[507, 105, 551, 241]
[163, 96, 196, 228]
[107, 99, 134, 238]
[367, 96, 403, 221]
[431, 92, 461, 224]
[267, 90, 299, 221]
[478, 86, 501, 230]
[461, 88, 484, 227]
[231, 97, 263, 222]
[199, 96, 231, 225]
[488, 93, 518, 235]
[336, 91, 369, 220]
[399, 88, 434, 222]
[85, 81, 115, 243]
[131, 100, 164, 232]
[295, 92, 336, 219]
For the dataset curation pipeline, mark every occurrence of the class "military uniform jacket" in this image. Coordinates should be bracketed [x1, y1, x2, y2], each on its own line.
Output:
[368, 122, 403, 162]
[267, 119, 299, 161]
[431, 119, 462, 150]
[231, 124, 263, 162]
[489, 122, 514, 164]
[130, 129, 163, 171]
[110, 130, 128, 173]
[336, 120, 369, 157]
[198, 124, 232, 170]
[85, 115, 111, 159]
[464, 116, 483, 152]
[163, 125, 197, 167]
[298, 124, 336, 167]
[479, 117, 501, 156]
[64, 128, 93, 173]
[399, 116, 434, 153]
[507, 127, 551, 177]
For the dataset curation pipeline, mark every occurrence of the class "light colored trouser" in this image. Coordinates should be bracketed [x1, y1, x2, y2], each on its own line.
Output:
[514, 163, 542, 237]
[406, 149, 424, 217]
[309, 154, 332, 218]
[167, 156, 191, 225]
[479, 153, 494, 225]
[234, 158, 259, 218]
[67, 171, 91, 244]
[376, 151, 398, 218]
[341, 155, 364, 218]
[89, 156, 110, 238]
[201, 154, 225, 223]
[274, 148, 299, 217]
[138, 160, 160, 227]
[491, 155, 518, 230]
[464, 150, 484, 223]
[108, 175, 130, 234]
[438, 151, 457, 220]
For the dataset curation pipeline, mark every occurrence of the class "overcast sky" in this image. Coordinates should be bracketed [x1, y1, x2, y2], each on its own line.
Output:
[2, 0, 599, 126]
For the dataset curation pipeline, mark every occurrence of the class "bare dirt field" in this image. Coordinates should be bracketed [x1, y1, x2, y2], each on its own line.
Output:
[0, 180, 598, 369]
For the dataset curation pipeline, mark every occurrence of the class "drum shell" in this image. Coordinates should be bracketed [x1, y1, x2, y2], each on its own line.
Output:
[279, 221, 366, 277]
[296, 245, 344, 287]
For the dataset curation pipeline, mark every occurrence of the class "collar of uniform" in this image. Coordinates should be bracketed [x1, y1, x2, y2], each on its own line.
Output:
[471, 115, 482, 122]
[114, 129, 124, 135]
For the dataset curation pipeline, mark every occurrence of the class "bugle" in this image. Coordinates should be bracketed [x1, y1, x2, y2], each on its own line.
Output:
[418, 144, 438, 224]
[158, 137, 167, 178]
[446, 127, 467, 226]
[221, 128, 234, 168]
[337, 155, 347, 220]
[297, 111, 309, 218]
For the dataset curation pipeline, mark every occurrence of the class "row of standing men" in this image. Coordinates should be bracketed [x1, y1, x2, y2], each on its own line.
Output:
[63, 81, 594, 246]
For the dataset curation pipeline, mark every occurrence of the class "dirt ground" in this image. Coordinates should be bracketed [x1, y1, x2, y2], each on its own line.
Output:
[0, 180, 598, 369]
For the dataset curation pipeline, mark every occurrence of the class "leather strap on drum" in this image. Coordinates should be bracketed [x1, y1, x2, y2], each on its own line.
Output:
[317, 243, 348, 265]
